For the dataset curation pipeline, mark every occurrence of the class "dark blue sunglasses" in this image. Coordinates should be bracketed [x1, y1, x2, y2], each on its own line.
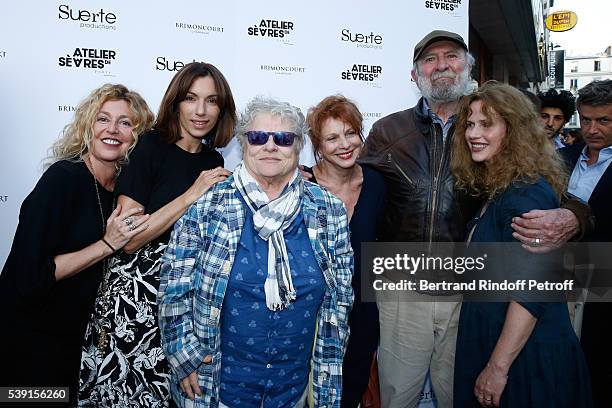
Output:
[245, 131, 297, 147]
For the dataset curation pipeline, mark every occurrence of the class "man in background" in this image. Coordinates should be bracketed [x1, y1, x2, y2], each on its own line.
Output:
[560, 79, 612, 407]
[538, 88, 576, 148]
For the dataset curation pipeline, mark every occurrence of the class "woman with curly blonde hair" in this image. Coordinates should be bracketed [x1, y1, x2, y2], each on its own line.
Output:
[0, 84, 154, 405]
[451, 81, 592, 407]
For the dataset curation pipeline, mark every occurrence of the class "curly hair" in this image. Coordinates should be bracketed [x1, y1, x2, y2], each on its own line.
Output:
[306, 95, 364, 161]
[47, 84, 154, 168]
[537, 88, 576, 122]
[154, 62, 236, 148]
[451, 81, 568, 199]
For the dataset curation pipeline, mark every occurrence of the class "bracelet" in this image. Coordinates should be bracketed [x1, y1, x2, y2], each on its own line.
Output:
[101, 238, 116, 253]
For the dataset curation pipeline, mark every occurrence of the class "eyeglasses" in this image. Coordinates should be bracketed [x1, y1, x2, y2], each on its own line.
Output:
[245, 131, 297, 147]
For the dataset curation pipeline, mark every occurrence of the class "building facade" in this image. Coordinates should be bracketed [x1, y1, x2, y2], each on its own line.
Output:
[565, 46, 612, 92]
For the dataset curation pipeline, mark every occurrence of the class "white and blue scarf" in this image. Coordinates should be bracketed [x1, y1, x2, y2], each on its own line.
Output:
[234, 161, 304, 311]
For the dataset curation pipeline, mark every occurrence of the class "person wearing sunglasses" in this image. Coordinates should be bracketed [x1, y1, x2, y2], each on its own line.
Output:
[159, 96, 354, 408]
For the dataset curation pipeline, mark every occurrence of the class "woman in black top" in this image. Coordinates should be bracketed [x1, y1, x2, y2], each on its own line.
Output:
[0, 84, 154, 405]
[305, 95, 386, 408]
[79, 62, 237, 407]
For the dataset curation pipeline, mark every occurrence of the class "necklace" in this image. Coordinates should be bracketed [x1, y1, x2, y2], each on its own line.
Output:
[88, 156, 113, 351]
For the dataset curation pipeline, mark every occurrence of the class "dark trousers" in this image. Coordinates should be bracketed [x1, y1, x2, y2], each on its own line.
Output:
[581, 302, 610, 408]
[341, 300, 380, 408]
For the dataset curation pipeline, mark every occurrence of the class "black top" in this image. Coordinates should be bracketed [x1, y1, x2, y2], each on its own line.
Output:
[0, 160, 113, 336]
[303, 165, 387, 298]
[116, 130, 224, 243]
[0, 160, 113, 398]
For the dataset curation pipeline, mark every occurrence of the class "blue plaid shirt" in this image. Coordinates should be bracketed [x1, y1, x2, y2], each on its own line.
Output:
[158, 176, 354, 408]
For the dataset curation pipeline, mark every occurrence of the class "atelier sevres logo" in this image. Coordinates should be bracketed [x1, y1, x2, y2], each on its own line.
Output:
[175, 21, 224, 35]
[341, 28, 383, 50]
[58, 48, 117, 76]
[341, 64, 383, 87]
[58, 4, 117, 30]
[247, 19, 295, 45]
[424, 0, 463, 12]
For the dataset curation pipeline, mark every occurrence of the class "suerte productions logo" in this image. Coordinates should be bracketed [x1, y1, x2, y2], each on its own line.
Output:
[175, 22, 224, 35]
[424, 0, 463, 12]
[156, 57, 198, 72]
[259, 65, 305, 76]
[58, 4, 117, 31]
[58, 48, 117, 76]
[248, 19, 295, 44]
[341, 64, 382, 87]
[341, 29, 383, 50]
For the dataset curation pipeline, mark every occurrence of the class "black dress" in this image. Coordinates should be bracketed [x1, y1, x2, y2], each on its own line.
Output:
[454, 179, 592, 407]
[78, 131, 223, 407]
[0, 160, 113, 406]
[303, 164, 387, 408]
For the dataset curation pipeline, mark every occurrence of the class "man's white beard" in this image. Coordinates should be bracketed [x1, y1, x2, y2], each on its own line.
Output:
[416, 67, 471, 104]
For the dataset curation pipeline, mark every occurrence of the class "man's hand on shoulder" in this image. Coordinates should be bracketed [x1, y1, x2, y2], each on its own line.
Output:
[511, 208, 578, 253]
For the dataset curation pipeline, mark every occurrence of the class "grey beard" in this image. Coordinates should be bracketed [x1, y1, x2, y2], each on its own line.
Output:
[417, 68, 471, 104]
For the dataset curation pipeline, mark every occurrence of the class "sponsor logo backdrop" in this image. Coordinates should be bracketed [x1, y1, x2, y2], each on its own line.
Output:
[0, 4, 468, 402]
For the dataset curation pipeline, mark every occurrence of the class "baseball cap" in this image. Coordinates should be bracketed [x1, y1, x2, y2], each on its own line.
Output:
[413, 30, 468, 62]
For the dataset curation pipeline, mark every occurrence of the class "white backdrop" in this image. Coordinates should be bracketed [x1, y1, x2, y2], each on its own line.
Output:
[0, 1, 468, 405]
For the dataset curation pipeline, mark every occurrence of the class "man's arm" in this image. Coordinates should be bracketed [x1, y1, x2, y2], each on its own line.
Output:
[511, 194, 594, 253]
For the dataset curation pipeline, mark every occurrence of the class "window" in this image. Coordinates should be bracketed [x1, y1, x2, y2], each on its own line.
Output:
[594, 60, 601, 71]
[570, 78, 578, 90]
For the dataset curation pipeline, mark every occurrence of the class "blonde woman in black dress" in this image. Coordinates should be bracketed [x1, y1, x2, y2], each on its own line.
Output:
[0, 84, 153, 406]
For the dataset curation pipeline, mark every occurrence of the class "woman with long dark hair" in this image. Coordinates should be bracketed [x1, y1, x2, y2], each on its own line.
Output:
[79, 62, 237, 407]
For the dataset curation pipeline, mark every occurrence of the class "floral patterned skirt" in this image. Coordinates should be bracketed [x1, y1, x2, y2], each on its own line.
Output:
[78, 242, 171, 407]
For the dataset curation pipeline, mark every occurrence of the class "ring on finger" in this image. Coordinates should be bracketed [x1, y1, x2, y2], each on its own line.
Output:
[123, 216, 134, 226]
[129, 223, 136, 231]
